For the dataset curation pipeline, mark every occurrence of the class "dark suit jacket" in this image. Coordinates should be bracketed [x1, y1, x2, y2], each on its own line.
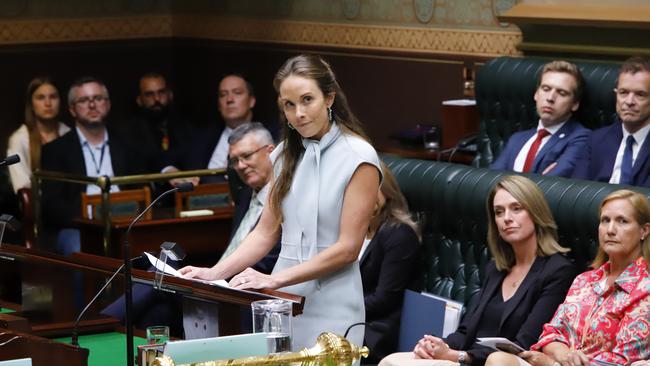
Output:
[360, 222, 420, 363]
[113, 108, 193, 174]
[445, 253, 577, 366]
[41, 128, 133, 229]
[572, 122, 650, 187]
[491, 120, 590, 177]
[231, 186, 280, 275]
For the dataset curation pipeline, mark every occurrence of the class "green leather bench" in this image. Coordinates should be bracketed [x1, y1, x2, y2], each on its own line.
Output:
[382, 155, 650, 308]
[473, 56, 621, 168]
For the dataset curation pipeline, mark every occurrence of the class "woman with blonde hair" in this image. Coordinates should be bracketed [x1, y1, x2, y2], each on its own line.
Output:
[380, 175, 576, 366]
[7, 77, 69, 192]
[360, 162, 420, 363]
[180, 54, 382, 350]
[486, 189, 650, 366]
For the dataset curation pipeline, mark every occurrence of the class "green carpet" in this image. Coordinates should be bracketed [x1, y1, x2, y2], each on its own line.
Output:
[55, 332, 147, 366]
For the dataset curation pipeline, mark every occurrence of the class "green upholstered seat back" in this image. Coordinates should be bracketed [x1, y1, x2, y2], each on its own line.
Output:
[383, 156, 650, 308]
[474, 56, 620, 167]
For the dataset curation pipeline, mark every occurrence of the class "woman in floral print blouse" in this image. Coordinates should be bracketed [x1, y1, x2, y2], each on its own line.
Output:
[486, 189, 650, 366]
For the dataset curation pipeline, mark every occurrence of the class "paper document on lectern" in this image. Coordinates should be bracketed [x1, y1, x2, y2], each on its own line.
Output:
[145, 252, 229, 287]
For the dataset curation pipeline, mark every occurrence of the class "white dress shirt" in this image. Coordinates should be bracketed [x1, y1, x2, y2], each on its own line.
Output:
[513, 120, 567, 172]
[76, 127, 119, 195]
[207, 127, 233, 169]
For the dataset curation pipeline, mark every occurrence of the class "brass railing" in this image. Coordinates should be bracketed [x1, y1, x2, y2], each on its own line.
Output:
[32, 168, 226, 255]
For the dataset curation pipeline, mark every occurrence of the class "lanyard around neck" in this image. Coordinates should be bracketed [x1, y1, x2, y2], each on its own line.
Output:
[84, 141, 107, 175]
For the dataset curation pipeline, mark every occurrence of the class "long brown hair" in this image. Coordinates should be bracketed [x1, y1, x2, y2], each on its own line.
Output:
[269, 54, 370, 226]
[486, 175, 568, 271]
[592, 190, 650, 268]
[374, 161, 419, 239]
[24, 76, 59, 171]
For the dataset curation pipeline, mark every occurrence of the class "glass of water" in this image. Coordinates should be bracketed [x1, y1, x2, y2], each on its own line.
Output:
[251, 299, 292, 353]
[146, 325, 170, 345]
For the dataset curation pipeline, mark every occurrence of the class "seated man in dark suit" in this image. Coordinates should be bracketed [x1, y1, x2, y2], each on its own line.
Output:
[573, 56, 650, 187]
[101, 122, 279, 338]
[179, 122, 280, 338]
[164, 73, 258, 186]
[491, 60, 590, 177]
[115, 72, 192, 174]
[41, 76, 133, 255]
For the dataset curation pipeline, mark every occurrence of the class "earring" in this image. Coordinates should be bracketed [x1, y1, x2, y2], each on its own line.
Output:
[287, 121, 295, 130]
[327, 106, 333, 122]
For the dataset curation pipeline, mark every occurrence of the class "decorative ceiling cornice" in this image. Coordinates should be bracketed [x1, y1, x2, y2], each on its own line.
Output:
[0, 15, 520, 57]
[0, 15, 172, 44]
[173, 16, 521, 57]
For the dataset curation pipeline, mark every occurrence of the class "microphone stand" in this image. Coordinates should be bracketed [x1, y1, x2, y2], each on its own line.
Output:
[123, 182, 193, 366]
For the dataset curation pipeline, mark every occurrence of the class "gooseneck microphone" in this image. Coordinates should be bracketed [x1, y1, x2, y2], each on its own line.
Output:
[71, 255, 142, 347]
[0, 154, 20, 167]
[123, 182, 193, 366]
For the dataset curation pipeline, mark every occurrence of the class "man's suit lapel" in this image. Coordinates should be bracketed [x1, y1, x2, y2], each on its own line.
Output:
[499, 256, 545, 329]
[632, 131, 650, 182]
[532, 121, 574, 172]
[599, 124, 622, 179]
[507, 130, 536, 169]
[69, 131, 87, 175]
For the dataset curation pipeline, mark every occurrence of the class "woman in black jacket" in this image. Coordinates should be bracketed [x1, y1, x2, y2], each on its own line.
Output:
[379, 175, 577, 366]
[360, 162, 420, 363]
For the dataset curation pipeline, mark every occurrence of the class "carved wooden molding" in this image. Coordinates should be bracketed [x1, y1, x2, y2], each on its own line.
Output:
[173, 16, 522, 57]
[0, 15, 172, 44]
[0, 15, 520, 57]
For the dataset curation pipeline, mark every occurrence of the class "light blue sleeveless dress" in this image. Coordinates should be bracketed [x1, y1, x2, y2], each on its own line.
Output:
[270, 122, 381, 351]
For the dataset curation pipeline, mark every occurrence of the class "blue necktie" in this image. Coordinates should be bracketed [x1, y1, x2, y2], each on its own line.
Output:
[620, 135, 635, 185]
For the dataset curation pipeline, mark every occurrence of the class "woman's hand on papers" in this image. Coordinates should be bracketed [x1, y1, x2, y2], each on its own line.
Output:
[413, 335, 451, 360]
[230, 267, 280, 290]
[178, 265, 217, 280]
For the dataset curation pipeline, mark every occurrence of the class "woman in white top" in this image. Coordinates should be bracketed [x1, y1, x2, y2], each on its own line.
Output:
[180, 54, 382, 350]
[7, 77, 69, 192]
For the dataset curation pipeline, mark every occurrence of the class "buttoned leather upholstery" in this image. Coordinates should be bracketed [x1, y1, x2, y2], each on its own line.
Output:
[474, 57, 620, 167]
[383, 155, 650, 308]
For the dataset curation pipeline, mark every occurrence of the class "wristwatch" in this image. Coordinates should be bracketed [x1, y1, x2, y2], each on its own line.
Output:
[458, 351, 467, 363]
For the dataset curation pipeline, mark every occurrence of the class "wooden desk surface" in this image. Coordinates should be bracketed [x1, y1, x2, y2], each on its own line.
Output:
[75, 209, 233, 266]
[0, 244, 305, 338]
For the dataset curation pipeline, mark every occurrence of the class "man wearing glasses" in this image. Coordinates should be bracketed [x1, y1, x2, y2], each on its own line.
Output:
[41, 76, 133, 255]
[573, 57, 650, 187]
[103, 123, 280, 339]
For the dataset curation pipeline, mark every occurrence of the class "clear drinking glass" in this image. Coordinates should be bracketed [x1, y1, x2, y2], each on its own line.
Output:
[146, 325, 170, 345]
[251, 299, 292, 353]
[422, 126, 441, 150]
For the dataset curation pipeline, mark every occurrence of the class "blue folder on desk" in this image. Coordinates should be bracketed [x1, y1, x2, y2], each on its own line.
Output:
[397, 290, 446, 352]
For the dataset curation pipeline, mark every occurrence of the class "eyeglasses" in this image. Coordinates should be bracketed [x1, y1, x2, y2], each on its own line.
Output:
[614, 88, 649, 103]
[228, 145, 269, 168]
[74, 95, 109, 106]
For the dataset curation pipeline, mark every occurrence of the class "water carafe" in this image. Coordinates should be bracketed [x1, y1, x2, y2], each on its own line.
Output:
[251, 299, 292, 353]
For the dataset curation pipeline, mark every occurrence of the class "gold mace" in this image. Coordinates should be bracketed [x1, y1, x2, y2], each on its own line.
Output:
[152, 332, 369, 366]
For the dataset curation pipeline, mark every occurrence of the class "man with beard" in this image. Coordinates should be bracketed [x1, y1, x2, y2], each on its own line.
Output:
[573, 56, 650, 187]
[41, 76, 134, 255]
[119, 72, 190, 174]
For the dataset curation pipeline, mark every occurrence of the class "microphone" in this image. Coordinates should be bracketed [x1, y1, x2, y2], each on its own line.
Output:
[70, 255, 143, 346]
[122, 182, 194, 366]
[0, 154, 20, 167]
